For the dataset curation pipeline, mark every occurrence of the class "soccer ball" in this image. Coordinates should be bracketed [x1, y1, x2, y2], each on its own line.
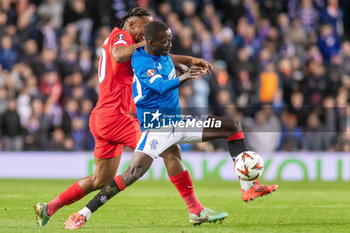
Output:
[234, 151, 264, 181]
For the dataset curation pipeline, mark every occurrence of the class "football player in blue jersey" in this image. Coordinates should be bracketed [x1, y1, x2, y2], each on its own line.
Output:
[66, 21, 277, 229]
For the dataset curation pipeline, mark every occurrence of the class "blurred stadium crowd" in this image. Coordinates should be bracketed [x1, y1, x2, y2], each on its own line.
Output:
[0, 0, 349, 152]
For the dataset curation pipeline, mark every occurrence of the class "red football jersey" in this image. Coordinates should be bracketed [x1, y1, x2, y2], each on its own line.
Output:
[92, 27, 135, 115]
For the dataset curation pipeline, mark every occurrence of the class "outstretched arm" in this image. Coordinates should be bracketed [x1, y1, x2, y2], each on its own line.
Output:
[141, 66, 204, 95]
[112, 41, 146, 63]
[170, 54, 213, 73]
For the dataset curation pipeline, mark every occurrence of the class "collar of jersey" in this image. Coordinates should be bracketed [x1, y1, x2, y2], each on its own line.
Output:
[139, 47, 168, 61]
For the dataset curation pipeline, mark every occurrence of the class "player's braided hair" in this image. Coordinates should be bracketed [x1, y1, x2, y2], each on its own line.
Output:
[116, 7, 152, 29]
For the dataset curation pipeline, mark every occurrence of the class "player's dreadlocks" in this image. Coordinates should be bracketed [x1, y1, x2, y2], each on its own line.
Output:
[116, 7, 152, 29]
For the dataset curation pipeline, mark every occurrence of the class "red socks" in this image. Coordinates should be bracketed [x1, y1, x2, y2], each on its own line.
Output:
[169, 171, 204, 215]
[227, 130, 247, 160]
[47, 181, 85, 217]
[227, 130, 244, 141]
[114, 175, 126, 191]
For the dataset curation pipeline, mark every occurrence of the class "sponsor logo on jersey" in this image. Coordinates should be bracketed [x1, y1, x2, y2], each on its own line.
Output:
[146, 68, 156, 77]
[116, 33, 126, 40]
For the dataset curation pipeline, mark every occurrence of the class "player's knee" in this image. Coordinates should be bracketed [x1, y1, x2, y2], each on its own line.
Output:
[92, 176, 113, 190]
[162, 144, 182, 162]
[92, 179, 106, 190]
[127, 164, 148, 181]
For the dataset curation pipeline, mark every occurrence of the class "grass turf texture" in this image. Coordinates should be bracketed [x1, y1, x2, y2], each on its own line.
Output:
[0, 179, 349, 233]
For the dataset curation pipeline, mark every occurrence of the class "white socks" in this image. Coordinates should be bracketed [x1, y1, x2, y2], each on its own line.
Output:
[79, 207, 92, 220]
[240, 180, 255, 191]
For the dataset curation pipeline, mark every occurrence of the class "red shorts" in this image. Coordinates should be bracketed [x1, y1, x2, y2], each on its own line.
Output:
[89, 113, 141, 159]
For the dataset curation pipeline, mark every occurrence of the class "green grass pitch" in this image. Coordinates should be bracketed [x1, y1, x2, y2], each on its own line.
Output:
[0, 179, 350, 233]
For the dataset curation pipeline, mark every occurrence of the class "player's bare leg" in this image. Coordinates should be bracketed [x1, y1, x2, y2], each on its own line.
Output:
[35, 155, 121, 226]
[65, 151, 153, 229]
[162, 145, 227, 225]
[78, 155, 121, 193]
[202, 116, 278, 202]
[66, 145, 226, 229]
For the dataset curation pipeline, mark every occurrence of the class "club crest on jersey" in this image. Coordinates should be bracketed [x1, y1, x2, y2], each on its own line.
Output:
[146, 68, 156, 77]
[116, 33, 126, 40]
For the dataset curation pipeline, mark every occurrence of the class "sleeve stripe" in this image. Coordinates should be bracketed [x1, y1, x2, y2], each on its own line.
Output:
[149, 74, 162, 84]
[113, 40, 127, 46]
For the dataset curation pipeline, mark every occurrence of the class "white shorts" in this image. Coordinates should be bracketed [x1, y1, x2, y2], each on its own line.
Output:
[135, 115, 208, 159]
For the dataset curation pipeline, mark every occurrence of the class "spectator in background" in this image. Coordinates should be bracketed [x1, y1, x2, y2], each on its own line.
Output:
[277, 13, 289, 38]
[61, 98, 78, 137]
[181, 0, 196, 26]
[257, 18, 271, 43]
[63, 72, 83, 97]
[24, 115, 45, 151]
[40, 71, 62, 102]
[279, 59, 294, 106]
[0, 87, 7, 114]
[37, 0, 64, 29]
[234, 48, 256, 79]
[302, 112, 324, 151]
[298, 0, 318, 34]
[208, 60, 232, 108]
[16, 4, 38, 45]
[20, 39, 40, 68]
[157, 2, 172, 22]
[173, 26, 199, 57]
[79, 47, 93, 79]
[340, 41, 350, 74]
[214, 89, 232, 117]
[258, 48, 274, 71]
[72, 117, 84, 150]
[192, 77, 210, 115]
[235, 23, 261, 59]
[63, 0, 93, 45]
[234, 69, 254, 108]
[245, 106, 281, 152]
[214, 27, 235, 77]
[45, 97, 62, 128]
[258, 62, 280, 104]
[335, 127, 350, 152]
[279, 112, 303, 151]
[335, 87, 348, 133]
[223, 0, 246, 28]
[26, 74, 41, 99]
[29, 99, 50, 150]
[17, 88, 32, 127]
[59, 48, 79, 77]
[40, 17, 58, 51]
[320, 0, 343, 35]
[49, 128, 66, 151]
[0, 35, 18, 70]
[322, 96, 337, 148]
[34, 49, 58, 77]
[0, 98, 23, 151]
[287, 18, 308, 56]
[290, 91, 308, 127]
[317, 24, 340, 63]
[0, 0, 17, 25]
[0, 11, 7, 36]
[302, 59, 329, 107]
[80, 99, 94, 150]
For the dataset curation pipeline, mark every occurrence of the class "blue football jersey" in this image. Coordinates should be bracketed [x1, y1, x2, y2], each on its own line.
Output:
[132, 47, 182, 131]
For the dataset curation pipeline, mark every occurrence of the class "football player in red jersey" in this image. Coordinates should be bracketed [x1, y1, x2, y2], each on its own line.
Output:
[35, 7, 215, 227]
